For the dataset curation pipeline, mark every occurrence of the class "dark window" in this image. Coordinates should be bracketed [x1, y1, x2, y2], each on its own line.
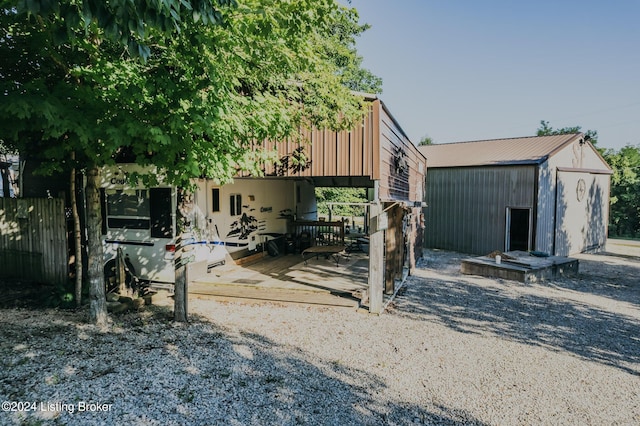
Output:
[103, 187, 173, 238]
[108, 218, 151, 230]
[106, 189, 149, 216]
[104, 189, 151, 230]
[100, 188, 107, 235]
[150, 188, 173, 238]
[212, 188, 220, 212]
[230, 194, 242, 216]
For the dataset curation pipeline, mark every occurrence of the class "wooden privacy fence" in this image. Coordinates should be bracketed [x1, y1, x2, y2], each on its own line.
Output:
[0, 197, 67, 285]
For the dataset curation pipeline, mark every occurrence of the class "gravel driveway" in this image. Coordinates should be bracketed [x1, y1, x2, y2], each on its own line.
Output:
[1, 241, 638, 425]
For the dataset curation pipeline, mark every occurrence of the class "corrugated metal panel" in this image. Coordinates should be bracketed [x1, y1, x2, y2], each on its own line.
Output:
[554, 171, 610, 255]
[535, 161, 556, 254]
[425, 166, 536, 254]
[377, 101, 426, 202]
[0, 197, 67, 284]
[419, 134, 583, 168]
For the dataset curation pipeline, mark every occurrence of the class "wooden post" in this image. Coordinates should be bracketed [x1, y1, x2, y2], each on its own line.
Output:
[174, 237, 189, 322]
[116, 247, 126, 295]
[368, 202, 384, 314]
[385, 204, 396, 294]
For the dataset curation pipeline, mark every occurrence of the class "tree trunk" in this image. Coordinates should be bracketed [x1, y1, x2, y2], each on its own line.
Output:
[70, 154, 83, 308]
[86, 167, 108, 326]
[174, 190, 189, 322]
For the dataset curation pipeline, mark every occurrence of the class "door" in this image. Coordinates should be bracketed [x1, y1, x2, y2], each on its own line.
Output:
[506, 208, 531, 251]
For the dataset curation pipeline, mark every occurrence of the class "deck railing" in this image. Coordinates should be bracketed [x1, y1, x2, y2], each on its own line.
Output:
[291, 220, 345, 251]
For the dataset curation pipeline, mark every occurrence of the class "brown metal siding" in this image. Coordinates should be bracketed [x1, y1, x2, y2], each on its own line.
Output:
[240, 100, 427, 203]
[377, 101, 426, 203]
[245, 103, 379, 180]
[371, 100, 381, 180]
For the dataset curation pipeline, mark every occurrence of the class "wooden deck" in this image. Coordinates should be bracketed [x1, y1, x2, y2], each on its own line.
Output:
[461, 251, 579, 283]
[189, 251, 369, 308]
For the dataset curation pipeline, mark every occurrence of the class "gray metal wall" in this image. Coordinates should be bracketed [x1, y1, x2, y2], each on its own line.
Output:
[424, 166, 536, 255]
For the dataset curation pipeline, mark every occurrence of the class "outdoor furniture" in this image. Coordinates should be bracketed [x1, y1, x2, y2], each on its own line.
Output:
[345, 233, 367, 253]
[292, 220, 345, 249]
[302, 245, 347, 266]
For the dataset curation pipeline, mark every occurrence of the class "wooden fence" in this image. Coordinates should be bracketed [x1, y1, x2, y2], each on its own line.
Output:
[0, 197, 67, 284]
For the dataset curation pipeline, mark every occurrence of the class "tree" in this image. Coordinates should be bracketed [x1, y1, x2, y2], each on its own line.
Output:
[316, 187, 368, 218]
[1, 0, 378, 324]
[319, 5, 382, 94]
[537, 120, 599, 146]
[419, 135, 433, 146]
[602, 145, 640, 237]
[15, 0, 236, 60]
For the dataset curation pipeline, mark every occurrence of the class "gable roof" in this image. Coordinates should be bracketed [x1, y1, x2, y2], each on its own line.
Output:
[418, 134, 585, 168]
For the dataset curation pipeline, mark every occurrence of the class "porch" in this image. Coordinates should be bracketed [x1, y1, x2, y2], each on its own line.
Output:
[189, 251, 371, 308]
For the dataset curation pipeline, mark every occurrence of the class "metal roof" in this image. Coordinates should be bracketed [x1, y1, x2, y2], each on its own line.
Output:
[418, 134, 584, 168]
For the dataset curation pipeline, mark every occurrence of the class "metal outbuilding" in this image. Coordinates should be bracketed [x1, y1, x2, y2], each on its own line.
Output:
[418, 134, 612, 256]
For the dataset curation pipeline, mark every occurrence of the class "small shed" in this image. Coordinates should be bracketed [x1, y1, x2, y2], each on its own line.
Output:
[419, 134, 612, 256]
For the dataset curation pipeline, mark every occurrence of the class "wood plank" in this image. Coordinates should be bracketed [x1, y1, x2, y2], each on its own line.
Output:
[0, 198, 66, 285]
[368, 201, 383, 314]
[191, 285, 359, 307]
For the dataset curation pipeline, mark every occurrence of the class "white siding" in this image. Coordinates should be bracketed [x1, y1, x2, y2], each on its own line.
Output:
[535, 161, 557, 254]
[203, 178, 298, 252]
[555, 171, 610, 255]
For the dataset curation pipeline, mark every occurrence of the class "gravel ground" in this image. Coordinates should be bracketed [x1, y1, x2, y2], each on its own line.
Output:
[1, 242, 639, 425]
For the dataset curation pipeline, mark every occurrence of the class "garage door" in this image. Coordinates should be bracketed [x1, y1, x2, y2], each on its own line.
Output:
[554, 171, 609, 256]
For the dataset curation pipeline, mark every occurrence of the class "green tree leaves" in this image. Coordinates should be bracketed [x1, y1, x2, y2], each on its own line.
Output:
[15, 0, 237, 59]
[2, 0, 377, 186]
[537, 120, 599, 146]
[603, 145, 640, 237]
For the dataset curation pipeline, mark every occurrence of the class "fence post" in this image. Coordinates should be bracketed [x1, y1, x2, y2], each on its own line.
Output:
[174, 236, 189, 322]
[368, 202, 384, 314]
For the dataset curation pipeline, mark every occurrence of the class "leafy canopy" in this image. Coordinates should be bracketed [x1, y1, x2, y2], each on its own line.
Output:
[418, 135, 433, 146]
[602, 144, 640, 237]
[537, 120, 598, 146]
[1, 0, 378, 188]
[15, 0, 237, 59]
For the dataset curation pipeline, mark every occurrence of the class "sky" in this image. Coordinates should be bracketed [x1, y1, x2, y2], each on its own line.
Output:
[345, 0, 640, 150]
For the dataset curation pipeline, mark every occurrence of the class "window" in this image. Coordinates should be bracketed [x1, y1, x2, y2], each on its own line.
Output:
[150, 188, 173, 238]
[230, 194, 242, 216]
[212, 188, 220, 212]
[105, 189, 151, 230]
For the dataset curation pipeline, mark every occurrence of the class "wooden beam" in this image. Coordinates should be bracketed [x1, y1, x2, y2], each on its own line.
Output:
[368, 199, 383, 314]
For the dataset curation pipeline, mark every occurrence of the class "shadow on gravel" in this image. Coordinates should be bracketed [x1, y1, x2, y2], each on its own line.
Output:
[393, 251, 640, 377]
[549, 251, 640, 306]
[0, 306, 487, 426]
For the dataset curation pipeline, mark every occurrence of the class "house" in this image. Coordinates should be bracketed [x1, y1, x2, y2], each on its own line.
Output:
[418, 134, 611, 256]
